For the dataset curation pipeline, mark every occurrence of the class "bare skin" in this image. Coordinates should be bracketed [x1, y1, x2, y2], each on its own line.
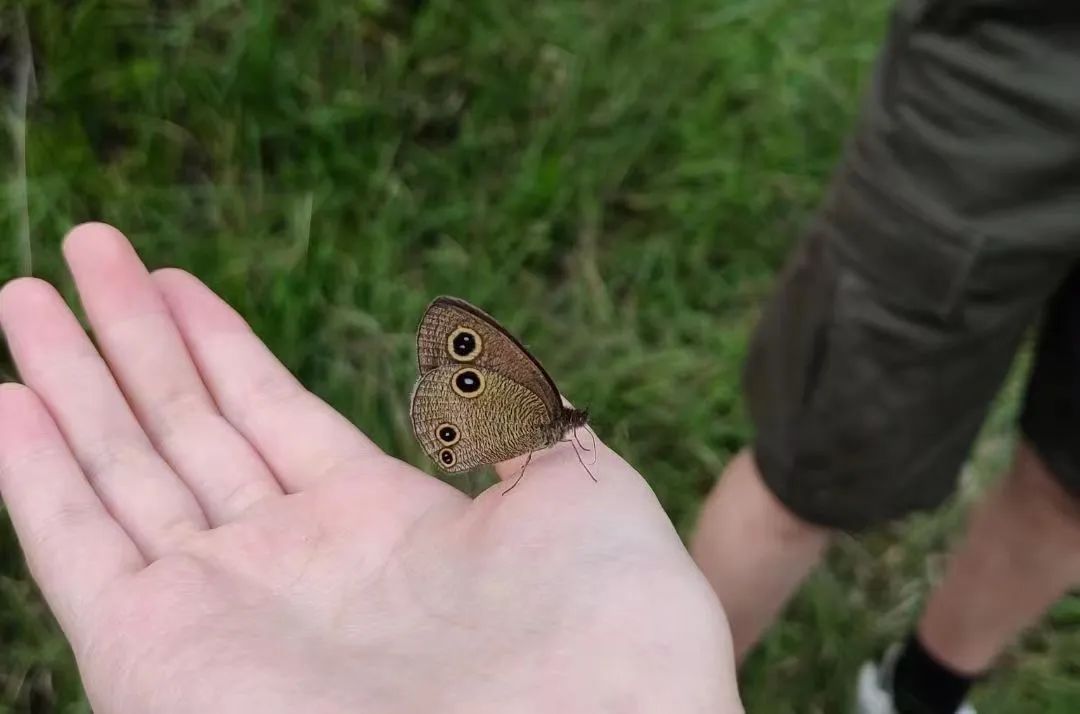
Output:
[689, 448, 830, 662]
[918, 441, 1080, 674]
[692, 443, 1080, 675]
[0, 223, 743, 714]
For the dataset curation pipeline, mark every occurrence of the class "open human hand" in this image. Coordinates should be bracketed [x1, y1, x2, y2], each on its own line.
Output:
[0, 223, 741, 713]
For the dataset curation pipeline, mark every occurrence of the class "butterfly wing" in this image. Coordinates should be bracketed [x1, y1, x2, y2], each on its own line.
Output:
[410, 365, 554, 472]
[416, 296, 562, 415]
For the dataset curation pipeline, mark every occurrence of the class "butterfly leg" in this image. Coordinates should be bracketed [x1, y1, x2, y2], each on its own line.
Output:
[502, 451, 534, 495]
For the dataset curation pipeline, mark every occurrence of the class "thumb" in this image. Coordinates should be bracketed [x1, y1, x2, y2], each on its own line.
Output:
[493, 396, 598, 484]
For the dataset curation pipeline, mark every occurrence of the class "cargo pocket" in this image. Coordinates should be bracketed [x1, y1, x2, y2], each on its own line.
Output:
[822, 167, 983, 322]
[786, 168, 988, 523]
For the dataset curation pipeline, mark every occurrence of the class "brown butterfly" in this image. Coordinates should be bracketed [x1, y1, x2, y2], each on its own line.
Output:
[410, 296, 592, 486]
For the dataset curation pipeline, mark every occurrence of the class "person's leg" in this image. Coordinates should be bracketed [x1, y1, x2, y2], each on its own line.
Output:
[900, 261, 1080, 709]
[688, 434, 1080, 672]
[689, 448, 830, 662]
[917, 440, 1080, 676]
[878, 261, 1080, 713]
[693, 0, 1080, 684]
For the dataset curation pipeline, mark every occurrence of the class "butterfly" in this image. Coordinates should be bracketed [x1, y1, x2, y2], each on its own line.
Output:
[410, 296, 593, 488]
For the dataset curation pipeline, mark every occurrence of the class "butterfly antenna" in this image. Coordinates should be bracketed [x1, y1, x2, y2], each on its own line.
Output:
[587, 426, 598, 467]
[572, 427, 592, 453]
[502, 451, 534, 495]
[571, 438, 598, 483]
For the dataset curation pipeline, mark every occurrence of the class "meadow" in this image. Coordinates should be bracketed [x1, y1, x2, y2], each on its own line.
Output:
[1, 1, 1078, 711]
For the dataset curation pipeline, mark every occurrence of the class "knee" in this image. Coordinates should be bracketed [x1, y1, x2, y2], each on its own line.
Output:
[1004, 440, 1080, 536]
[702, 448, 832, 546]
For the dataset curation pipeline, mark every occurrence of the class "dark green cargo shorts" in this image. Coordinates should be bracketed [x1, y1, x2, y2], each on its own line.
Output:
[745, 0, 1080, 531]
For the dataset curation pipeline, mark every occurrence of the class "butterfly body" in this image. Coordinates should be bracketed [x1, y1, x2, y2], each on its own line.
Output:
[410, 296, 588, 473]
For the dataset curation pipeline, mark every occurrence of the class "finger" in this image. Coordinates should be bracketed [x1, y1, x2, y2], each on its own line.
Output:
[0, 383, 144, 638]
[62, 224, 283, 524]
[152, 268, 406, 494]
[0, 277, 207, 558]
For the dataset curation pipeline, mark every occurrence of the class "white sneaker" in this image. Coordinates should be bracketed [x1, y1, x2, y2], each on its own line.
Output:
[855, 645, 977, 714]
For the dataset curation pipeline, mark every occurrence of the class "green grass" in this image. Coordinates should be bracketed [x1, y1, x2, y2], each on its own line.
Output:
[1, 0, 1077, 711]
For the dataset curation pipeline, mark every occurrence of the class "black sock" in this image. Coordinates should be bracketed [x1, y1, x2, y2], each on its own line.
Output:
[891, 633, 978, 714]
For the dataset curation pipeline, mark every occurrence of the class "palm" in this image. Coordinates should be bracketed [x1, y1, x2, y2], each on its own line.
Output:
[0, 224, 740, 713]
